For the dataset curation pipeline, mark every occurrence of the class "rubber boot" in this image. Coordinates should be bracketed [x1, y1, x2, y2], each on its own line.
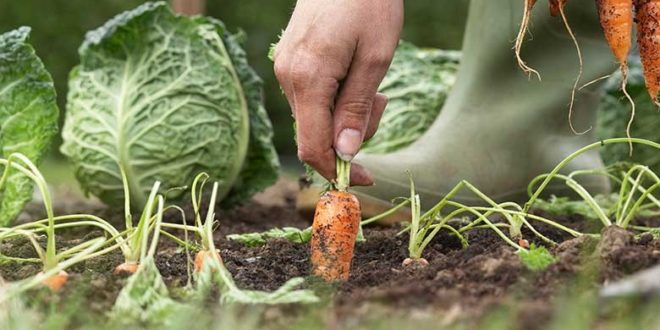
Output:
[350, 0, 616, 215]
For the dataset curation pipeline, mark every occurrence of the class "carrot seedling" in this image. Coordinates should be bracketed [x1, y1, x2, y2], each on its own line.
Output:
[159, 173, 319, 304]
[0, 154, 115, 291]
[110, 192, 191, 326]
[112, 169, 178, 275]
[526, 138, 660, 233]
[188, 175, 318, 304]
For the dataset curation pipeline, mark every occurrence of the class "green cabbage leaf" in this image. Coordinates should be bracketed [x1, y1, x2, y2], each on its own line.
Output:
[361, 41, 459, 154]
[0, 27, 59, 226]
[61, 2, 278, 207]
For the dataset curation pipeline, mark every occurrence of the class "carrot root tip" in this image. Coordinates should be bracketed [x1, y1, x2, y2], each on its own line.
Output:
[114, 262, 139, 275]
[194, 249, 223, 273]
[518, 239, 530, 249]
[39, 270, 69, 292]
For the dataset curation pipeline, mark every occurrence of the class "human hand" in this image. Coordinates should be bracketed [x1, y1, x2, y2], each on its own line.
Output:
[273, 0, 403, 185]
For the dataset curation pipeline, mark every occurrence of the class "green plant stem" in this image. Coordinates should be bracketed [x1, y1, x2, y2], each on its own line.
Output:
[2, 237, 105, 302]
[0, 215, 127, 256]
[469, 207, 583, 237]
[619, 180, 660, 228]
[628, 224, 660, 232]
[531, 173, 611, 226]
[618, 168, 646, 224]
[0, 256, 40, 263]
[0, 155, 56, 269]
[335, 157, 350, 192]
[623, 170, 660, 209]
[191, 173, 210, 228]
[146, 196, 165, 258]
[458, 223, 509, 231]
[427, 224, 469, 248]
[447, 201, 524, 251]
[203, 182, 220, 251]
[127, 181, 161, 263]
[525, 138, 660, 213]
[55, 236, 112, 262]
[160, 223, 201, 234]
[361, 198, 411, 226]
[120, 166, 133, 231]
[159, 230, 199, 251]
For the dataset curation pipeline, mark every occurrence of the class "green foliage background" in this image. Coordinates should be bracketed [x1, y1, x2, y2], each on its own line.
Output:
[0, 0, 469, 156]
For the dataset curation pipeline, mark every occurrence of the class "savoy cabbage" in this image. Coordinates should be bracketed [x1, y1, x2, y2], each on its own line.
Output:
[0, 27, 59, 226]
[361, 41, 459, 154]
[61, 2, 278, 207]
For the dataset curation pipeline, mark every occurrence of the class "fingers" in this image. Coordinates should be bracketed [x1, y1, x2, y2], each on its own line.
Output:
[350, 163, 374, 186]
[273, 0, 402, 187]
[274, 49, 344, 181]
[333, 48, 397, 161]
[365, 93, 388, 141]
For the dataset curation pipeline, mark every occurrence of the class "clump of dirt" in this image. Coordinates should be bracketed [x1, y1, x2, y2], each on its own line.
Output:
[597, 226, 660, 280]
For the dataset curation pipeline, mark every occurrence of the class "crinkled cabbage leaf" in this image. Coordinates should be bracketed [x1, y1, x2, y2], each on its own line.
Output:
[61, 2, 278, 207]
[361, 41, 459, 154]
[0, 27, 59, 226]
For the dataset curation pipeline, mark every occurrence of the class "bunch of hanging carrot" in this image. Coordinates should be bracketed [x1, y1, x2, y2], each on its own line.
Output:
[515, 0, 659, 106]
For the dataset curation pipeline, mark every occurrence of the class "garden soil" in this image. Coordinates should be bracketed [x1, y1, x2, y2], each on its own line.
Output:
[1, 178, 659, 329]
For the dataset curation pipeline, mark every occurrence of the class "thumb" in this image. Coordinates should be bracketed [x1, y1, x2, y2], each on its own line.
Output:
[333, 53, 392, 161]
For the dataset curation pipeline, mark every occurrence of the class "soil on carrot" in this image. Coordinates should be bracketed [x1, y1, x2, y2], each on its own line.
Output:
[1, 178, 659, 329]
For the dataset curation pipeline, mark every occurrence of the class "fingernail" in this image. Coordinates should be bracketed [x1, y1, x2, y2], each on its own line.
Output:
[335, 128, 362, 161]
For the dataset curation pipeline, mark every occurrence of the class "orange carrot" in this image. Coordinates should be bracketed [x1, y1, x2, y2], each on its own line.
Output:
[40, 270, 69, 292]
[598, 0, 636, 152]
[519, 239, 530, 249]
[114, 262, 139, 275]
[194, 249, 223, 273]
[597, 0, 633, 67]
[548, 0, 566, 17]
[514, 0, 541, 80]
[636, 0, 660, 105]
[310, 190, 361, 281]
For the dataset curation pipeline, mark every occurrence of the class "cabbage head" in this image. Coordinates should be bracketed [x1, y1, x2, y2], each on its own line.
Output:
[361, 41, 459, 154]
[0, 27, 59, 226]
[597, 56, 660, 173]
[61, 2, 278, 207]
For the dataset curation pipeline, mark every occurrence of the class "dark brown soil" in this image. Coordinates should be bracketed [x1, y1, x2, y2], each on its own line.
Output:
[1, 179, 659, 329]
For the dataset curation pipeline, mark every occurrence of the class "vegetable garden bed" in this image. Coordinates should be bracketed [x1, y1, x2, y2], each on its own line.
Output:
[2, 178, 658, 329]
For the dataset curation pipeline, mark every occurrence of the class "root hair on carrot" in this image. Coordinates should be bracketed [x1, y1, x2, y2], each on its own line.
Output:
[514, 0, 541, 80]
[559, 5, 590, 135]
[578, 74, 612, 91]
[620, 65, 636, 156]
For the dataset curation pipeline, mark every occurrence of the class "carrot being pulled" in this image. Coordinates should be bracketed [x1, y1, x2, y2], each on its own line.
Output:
[310, 158, 361, 281]
[636, 0, 660, 106]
